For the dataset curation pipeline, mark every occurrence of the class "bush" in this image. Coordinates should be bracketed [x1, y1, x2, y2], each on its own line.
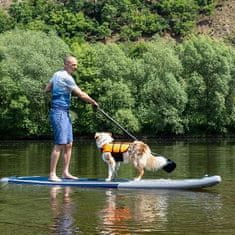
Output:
[0, 9, 13, 33]
[178, 35, 235, 133]
[6, 0, 208, 41]
[71, 42, 138, 134]
[196, 0, 217, 15]
[71, 39, 187, 135]
[135, 39, 187, 134]
[0, 29, 70, 137]
[156, 0, 198, 36]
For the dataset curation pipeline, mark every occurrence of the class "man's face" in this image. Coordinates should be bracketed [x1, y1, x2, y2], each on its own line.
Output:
[65, 58, 77, 74]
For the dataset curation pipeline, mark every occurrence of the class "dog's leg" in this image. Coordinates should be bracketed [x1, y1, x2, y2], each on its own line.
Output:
[114, 162, 121, 178]
[107, 158, 116, 181]
[134, 166, 144, 181]
[103, 153, 116, 181]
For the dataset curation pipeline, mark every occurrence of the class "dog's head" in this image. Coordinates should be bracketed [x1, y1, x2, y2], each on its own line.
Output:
[95, 132, 114, 148]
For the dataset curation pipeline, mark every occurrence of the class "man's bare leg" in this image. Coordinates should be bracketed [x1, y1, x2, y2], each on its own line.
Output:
[62, 143, 78, 179]
[49, 144, 64, 181]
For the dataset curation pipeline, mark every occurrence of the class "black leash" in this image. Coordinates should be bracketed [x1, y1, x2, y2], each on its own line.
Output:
[97, 107, 138, 141]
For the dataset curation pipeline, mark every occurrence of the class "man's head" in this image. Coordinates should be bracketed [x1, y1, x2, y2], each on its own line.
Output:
[64, 56, 77, 74]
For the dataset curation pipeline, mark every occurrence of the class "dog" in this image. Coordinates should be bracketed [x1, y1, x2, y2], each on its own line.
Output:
[95, 132, 176, 181]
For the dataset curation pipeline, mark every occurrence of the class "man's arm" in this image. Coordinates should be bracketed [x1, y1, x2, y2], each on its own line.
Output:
[72, 86, 98, 107]
[45, 82, 52, 93]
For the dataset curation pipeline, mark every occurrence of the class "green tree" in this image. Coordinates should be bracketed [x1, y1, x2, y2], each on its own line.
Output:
[97, 80, 139, 134]
[178, 35, 235, 133]
[9, 0, 61, 24]
[48, 9, 96, 40]
[0, 9, 13, 33]
[196, 0, 217, 14]
[6, 0, 221, 42]
[129, 39, 187, 134]
[71, 42, 139, 134]
[156, 0, 198, 36]
[0, 29, 70, 137]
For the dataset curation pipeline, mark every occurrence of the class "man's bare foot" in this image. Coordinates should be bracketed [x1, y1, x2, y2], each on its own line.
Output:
[49, 175, 62, 182]
[62, 173, 79, 180]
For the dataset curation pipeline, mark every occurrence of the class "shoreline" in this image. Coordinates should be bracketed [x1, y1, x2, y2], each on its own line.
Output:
[1, 134, 235, 142]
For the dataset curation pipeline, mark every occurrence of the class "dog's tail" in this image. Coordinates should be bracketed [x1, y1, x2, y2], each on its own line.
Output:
[145, 155, 176, 173]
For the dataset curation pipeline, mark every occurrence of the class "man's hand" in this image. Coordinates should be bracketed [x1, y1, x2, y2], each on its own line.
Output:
[92, 101, 99, 108]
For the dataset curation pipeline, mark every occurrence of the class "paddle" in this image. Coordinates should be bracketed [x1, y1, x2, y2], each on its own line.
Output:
[97, 107, 176, 173]
[97, 107, 137, 141]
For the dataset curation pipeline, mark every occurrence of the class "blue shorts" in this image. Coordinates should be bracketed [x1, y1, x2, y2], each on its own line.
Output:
[50, 108, 73, 145]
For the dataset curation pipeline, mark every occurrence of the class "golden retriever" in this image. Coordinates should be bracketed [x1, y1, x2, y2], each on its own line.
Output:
[95, 132, 176, 181]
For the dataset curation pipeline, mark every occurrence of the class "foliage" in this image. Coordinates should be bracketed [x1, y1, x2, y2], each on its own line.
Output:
[48, 9, 96, 40]
[71, 42, 139, 134]
[0, 29, 70, 137]
[0, 9, 13, 33]
[156, 0, 198, 36]
[0, 31, 235, 138]
[178, 35, 235, 133]
[70, 36, 235, 136]
[3, 0, 217, 41]
[70, 39, 187, 135]
[196, 0, 218, 14]
[134, 39, 187, 134]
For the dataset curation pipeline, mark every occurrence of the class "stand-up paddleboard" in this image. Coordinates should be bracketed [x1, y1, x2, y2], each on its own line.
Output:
[0, 175, 221, 190]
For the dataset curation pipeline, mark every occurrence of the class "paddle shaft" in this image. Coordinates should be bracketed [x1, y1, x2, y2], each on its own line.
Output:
[97, 107, 160, 155]
[97, 107, 138, 141]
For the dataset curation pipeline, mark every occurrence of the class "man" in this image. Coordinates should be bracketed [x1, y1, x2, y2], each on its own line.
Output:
[45, 56, 98, 181]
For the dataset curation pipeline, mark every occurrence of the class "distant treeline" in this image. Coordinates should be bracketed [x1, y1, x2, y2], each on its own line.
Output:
[0, 0, 218, 41]
[0, 30, 234, 138]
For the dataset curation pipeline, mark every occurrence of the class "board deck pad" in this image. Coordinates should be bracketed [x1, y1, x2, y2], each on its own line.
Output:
[1, 175, 222, 190]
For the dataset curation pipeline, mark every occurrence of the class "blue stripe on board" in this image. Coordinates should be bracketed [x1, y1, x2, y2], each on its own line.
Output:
[6, 176, 130, 188]
[10, 176, 129, 182]
[8, 181, 119, 188]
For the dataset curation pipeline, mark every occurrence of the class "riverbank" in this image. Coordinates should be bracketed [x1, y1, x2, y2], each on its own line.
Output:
[1, 133, 235, 141]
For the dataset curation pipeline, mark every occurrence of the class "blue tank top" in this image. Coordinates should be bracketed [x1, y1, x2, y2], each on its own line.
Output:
[50, 70, 78, 110]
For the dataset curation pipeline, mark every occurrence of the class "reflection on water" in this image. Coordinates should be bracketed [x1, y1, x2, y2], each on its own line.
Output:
[100, 190, 132, 234]
[0, 182, 228, 234]
[98, 190, 169, 234]
[98, 189, 223, 234]
[42, 186, 224, 234]
[49, 187, 79, 234]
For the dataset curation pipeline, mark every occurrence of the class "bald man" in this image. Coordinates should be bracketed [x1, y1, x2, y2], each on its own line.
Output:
[45, 56, 98, 181]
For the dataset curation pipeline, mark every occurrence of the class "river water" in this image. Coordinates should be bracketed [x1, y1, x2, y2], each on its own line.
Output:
[0, 139, 234, 234]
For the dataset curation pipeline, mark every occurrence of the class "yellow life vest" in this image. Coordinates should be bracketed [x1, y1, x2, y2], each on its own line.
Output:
[102, 143, 130, 153]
